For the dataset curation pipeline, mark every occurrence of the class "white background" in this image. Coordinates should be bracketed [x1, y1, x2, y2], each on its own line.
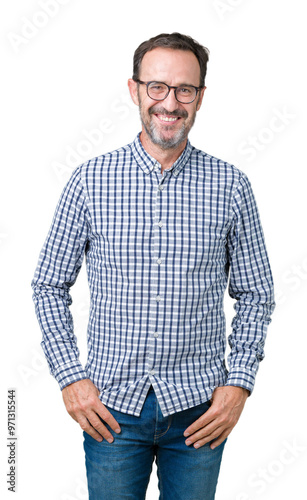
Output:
[1, 1, 306, 498]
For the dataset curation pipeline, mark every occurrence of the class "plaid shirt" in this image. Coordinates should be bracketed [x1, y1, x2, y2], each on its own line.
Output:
[31, 133, 275, 417]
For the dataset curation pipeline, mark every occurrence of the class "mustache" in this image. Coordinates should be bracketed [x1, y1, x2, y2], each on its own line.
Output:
[149, 105, 188, 119]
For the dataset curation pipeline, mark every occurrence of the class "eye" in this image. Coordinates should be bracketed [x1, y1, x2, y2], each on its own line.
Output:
[177, 86, 193, 96]
[149, 83, 167, 93]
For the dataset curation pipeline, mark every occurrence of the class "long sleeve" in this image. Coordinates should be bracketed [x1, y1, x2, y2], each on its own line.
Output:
[225, 172, 275, 394]
[31, 166, 90, 390]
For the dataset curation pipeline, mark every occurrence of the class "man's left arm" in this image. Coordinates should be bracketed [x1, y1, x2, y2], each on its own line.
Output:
[183, 172, 275, 449]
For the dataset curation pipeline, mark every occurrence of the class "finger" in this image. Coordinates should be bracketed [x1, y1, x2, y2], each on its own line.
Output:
[185, 420, 222, 445]
[96, 404, 121, 434]
[88, 414, 116, 443]
[68, 413, 79, 424]
[194, 428, 229, 450]
[183, 408, 216, 437]
[78, 416, 104, 442]
[185, 423, 225, 447]
[210, 430, 230, 450]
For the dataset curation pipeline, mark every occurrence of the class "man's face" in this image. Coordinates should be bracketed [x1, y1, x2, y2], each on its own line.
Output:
[128, 48, 205, 151]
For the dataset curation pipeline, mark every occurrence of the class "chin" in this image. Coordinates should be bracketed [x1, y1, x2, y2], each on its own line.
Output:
[152, 127, 187, 149]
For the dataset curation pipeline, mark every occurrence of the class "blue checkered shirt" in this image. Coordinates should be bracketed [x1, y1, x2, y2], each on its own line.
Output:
[31, 133, 275, 417]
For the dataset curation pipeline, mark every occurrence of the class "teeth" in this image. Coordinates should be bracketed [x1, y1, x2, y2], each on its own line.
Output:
[158, 115, 178, 122]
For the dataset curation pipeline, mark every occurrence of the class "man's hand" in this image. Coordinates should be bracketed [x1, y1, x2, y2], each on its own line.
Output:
[62, 379, 121, 443]
[183, 385, 249, 450]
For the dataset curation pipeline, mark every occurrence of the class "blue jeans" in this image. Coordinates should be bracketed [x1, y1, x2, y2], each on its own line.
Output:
[83, 385, 226, 499]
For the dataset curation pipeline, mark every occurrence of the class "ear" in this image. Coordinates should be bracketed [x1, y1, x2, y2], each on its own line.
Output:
[128, 78, 140, 106]
[196, 86, 206, 111]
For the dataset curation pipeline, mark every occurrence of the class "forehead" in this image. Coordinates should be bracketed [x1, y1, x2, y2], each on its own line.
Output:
[140, 48, 201, 85]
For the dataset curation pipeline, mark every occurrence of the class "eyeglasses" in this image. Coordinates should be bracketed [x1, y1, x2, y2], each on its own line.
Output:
[134, 80, 205, 104]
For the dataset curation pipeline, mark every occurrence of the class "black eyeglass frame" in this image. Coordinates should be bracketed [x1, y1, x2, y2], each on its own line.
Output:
[134, 79, 205, 104]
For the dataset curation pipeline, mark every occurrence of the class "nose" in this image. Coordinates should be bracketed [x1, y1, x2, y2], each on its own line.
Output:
[162, 88, 181, 112]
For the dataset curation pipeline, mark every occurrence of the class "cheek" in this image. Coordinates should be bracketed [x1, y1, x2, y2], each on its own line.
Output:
[140, 103, 152, 120]
[139, 95, 154, 114]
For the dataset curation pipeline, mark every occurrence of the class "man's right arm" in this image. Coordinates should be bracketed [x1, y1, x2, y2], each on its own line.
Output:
[31, 166, 89, 389]
[31, 166, 121, 441]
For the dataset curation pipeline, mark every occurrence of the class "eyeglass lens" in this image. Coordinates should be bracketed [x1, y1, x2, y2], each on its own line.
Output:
[147, 82, 197, 103]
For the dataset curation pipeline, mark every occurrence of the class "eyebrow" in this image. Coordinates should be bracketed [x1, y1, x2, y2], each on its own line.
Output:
[153, 80, 200, 87]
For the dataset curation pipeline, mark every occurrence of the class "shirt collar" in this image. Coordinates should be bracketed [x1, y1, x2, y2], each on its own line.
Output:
[130, 132, 193, 178]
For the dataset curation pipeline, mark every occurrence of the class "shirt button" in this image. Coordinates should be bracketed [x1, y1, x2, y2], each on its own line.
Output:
[150, 369, 155, 375]
[156, 295, 161, 302]
[158, 221, 163, 227]
[153, 332, 159, 338]
[159, 185, 164, 190]
[157, 258, 162, 265]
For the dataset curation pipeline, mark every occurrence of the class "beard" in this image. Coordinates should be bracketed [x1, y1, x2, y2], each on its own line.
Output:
[138, 98, 198, 151]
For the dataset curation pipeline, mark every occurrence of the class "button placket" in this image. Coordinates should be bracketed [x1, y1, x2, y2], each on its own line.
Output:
[147, 168, 168, 377]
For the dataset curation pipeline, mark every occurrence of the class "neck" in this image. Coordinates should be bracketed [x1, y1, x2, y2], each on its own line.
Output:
[139, 130, 187, 173]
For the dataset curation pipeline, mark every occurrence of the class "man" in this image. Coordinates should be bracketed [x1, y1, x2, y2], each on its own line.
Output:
[31, 33, 275, 499]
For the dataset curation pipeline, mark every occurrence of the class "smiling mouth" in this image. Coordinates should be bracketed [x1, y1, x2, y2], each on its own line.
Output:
[155, 114, 181, 123]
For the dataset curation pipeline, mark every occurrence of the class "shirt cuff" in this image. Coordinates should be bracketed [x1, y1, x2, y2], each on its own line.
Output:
[225, 368, 256, 395]
[52, 361, 88, 390]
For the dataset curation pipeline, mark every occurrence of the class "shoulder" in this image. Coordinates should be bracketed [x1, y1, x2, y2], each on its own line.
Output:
[189, 146, 251, 193]
[78, 143, 132, 176]
[191, 146, 245, 179]
[60, 142, 132, 202]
